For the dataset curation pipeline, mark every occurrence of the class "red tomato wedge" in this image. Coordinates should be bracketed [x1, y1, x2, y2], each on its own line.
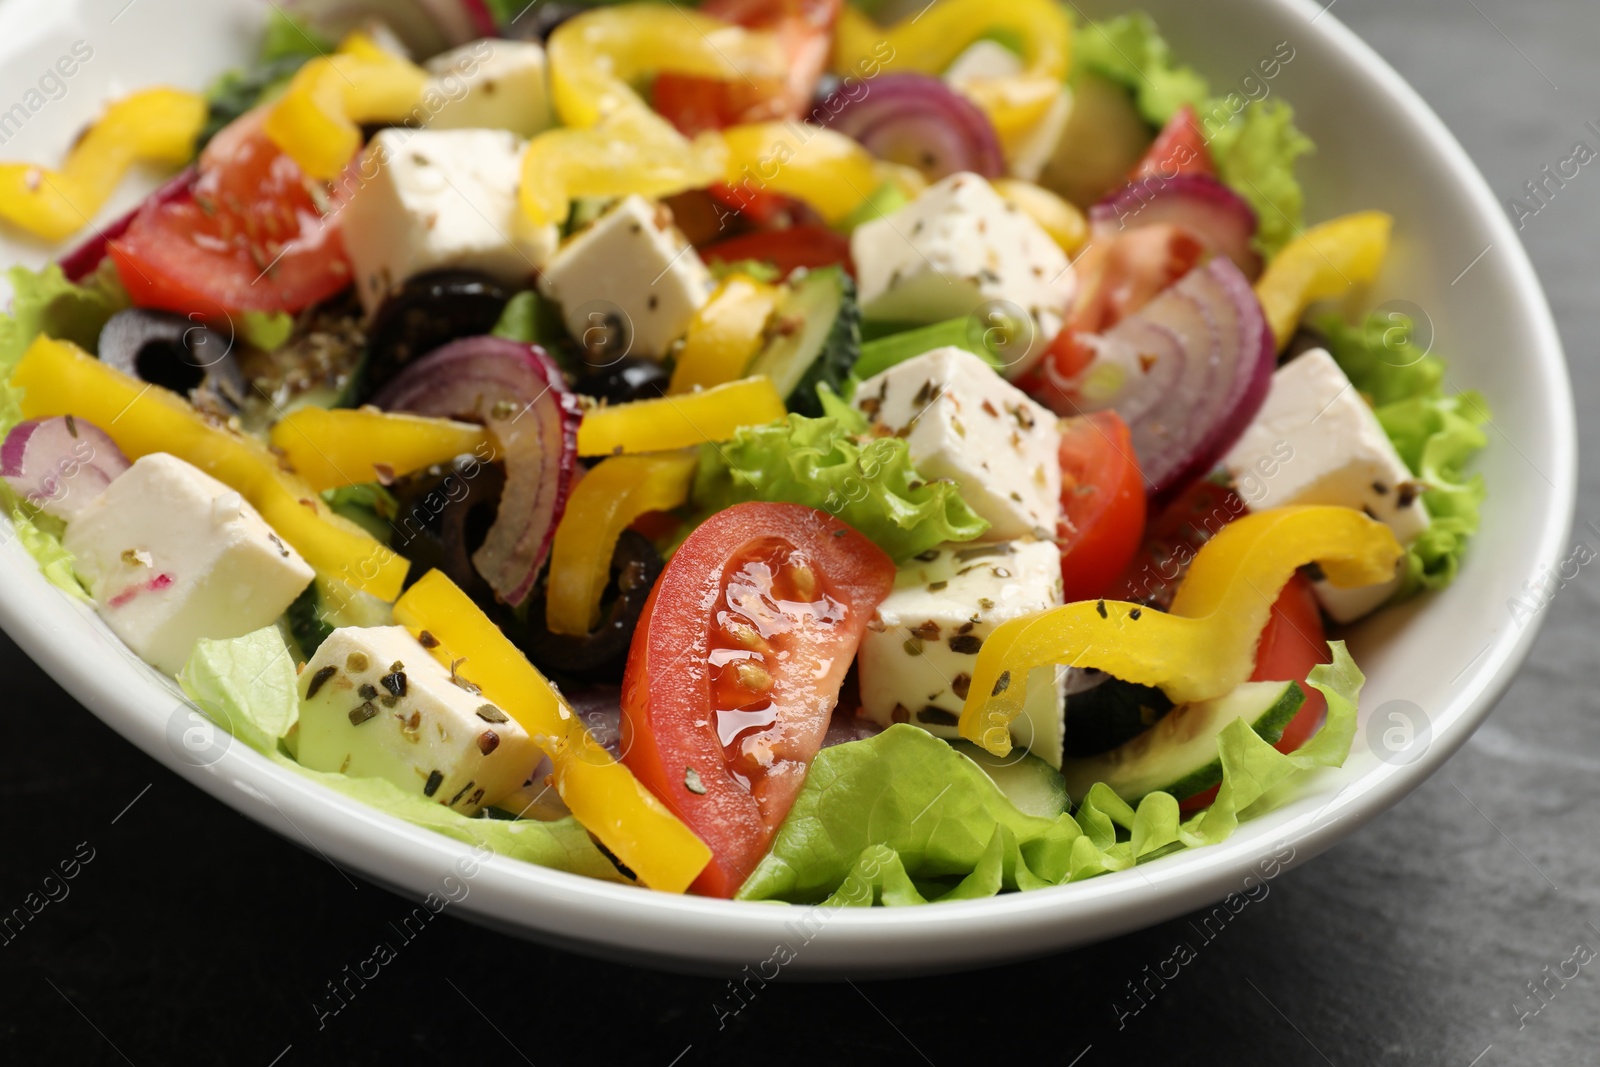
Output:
[700, 224, 854, 277]
[1057, 412, 1146, 603]
[620, 502, 894, 897]
[1250, 572, 1331, 754]
[653, 0, 841, 136]
[1130, 104, 1216, 182]
[109, 109, 352, 320]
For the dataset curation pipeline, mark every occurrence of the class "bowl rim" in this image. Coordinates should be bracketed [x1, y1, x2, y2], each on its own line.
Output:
[0, 0, 1577, 975]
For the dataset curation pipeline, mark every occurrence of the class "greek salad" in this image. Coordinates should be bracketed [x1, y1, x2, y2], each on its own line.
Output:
[0, 0, 1489, 902]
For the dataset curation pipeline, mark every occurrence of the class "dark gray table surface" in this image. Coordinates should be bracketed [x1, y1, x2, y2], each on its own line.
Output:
[4, 2, 1598, 1064]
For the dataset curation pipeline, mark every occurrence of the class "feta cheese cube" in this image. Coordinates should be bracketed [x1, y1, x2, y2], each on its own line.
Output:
[943, 43, 1072, 183]
[853, 346, 1062, 541]
[425, 38, 554, 138]
[63, 453, 314, 674]
[343, 127, 559, 312]
[857, 540, 1068, 766]
[850, 172, 1074, 377]
[537, 195, 714, 360]
[1222, 348, 1428, 621]
[296, 626, 541, 815]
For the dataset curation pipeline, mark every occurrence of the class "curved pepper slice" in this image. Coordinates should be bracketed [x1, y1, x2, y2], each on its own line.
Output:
[576, 376, 787, 457]
[12, 336, 409, 601]
[719, 123, 885, 225]
[958, 506, 1402, 757]
[270, 407, 490, 493]
[0, 88, 205, 242]
[545, 450, 698, 635]
[1255, 211, 1393, 350]
[394, 569, 712, 893]
[833, 0, 1071, 147]
[668, 275, 780, 394]
[263, 33, 429, 181]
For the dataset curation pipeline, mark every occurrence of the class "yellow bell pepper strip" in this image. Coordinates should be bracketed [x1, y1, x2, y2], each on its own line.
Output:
[393, 569, 712, 893]
[546, 4, 785, 130]
[263, 33, 429, 181]
[576, 376, 787, 457]
[1256, 211, 1393, 350]
[832, 0, 1072, 150]
[518, 4, 780, 225]
[720, 123, 887, 225]
[957, 506, 1402, 757]
[269, 407, 491, 493]
[993, 178, 1088, 255]
[12, 336, 409, 601]
[545, 451, 698, 635]
[0, 88, 205, 242]
[668, 275, 780, 394]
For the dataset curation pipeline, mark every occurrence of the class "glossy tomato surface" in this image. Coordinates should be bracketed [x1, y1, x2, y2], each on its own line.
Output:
[109, 109, 351, 319]
[700, 224, 854, 277]
[1057, 411, 1147, 603]
[620, 502, 894, 897]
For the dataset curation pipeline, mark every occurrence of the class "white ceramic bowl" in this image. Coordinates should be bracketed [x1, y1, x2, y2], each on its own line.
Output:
[0, 0, 1575, 976]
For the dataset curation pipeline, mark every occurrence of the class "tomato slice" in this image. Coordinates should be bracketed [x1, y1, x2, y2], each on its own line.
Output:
[1250, 572, 1331, 753]
[653, 0, 840, 136]
[1130, 104, 1216, 182]
[620, 502, 894, 897]
[108, 109, 351, 319]
[1057, 412, 1146, 603]
[700, 224, 854, 277]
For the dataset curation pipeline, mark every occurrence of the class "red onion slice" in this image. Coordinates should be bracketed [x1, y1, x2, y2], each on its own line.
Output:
[373, 337, 581, 606]
[2, 416, 131, 521]
[1089, 174, 1264, 281]
[1073, 256, 1274, 501]
[817, 73, 1004, 181]
[58, 167, 196, 282]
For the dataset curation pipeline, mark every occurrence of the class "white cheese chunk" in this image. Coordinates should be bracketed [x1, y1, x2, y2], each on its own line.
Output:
[343, 127, 558, 313]
[850, 172, 1074, 377]
[63, 453, 314, 675]
[297, 626, 541, 815]
[853, 346, 1062, 541]
[857, 540, 1068, 766]
[943, 43, 1072, 183]
[1222, 348, 1427, 622]
[425, 38, 553, 138]
[537, 195, 714, 360]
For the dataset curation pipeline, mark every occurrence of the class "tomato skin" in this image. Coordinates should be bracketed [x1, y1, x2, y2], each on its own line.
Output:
[653, 0, 840, 136]
[1250, 572, 1330, 753]
[1057, 412, 1146, 603]
[620, 502, 894, 897]
[700, 224, 854, 278]
[109, 109, 351, 320]
[1130, 105, 1216, 182]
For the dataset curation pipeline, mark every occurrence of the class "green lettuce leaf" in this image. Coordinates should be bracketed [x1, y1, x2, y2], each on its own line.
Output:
[0, 263, 128, 597]
[692, 413, 989, 562]
[1320, 313, 1489, 597]
[1076, 13, 1313, 255]
[178, 628, 625, 881]
[738, 642, 1365, 905]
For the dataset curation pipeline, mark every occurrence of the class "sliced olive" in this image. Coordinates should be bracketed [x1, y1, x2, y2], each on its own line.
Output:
[575, 355, 668, 405]
[364, 270, 511, 394]
[390, 455, 506, 604]
[512, 531, 663, 683]
[97, 309, 247, 411]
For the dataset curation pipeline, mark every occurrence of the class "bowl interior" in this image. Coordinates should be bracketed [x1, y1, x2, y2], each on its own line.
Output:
[0, 0, 1574, 976]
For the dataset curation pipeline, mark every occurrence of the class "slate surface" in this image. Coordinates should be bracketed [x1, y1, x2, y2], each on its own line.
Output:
[3, 1, 1598, 1064]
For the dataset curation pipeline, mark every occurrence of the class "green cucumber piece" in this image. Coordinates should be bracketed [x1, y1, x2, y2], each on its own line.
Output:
[1063, 676, 1174, 757]
[952, 741, 1070, 819]
[854, 317, 1004, 380]
[745, 265, 860, 417]
[1061, 680, 1304, 804]
[286, 574, 396, 659]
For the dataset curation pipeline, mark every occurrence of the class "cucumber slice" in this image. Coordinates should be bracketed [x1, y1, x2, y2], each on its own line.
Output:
[952, 740, 1070, 819]
[745, 265, 860, 417]
[286, 574, 396, 659]
[1061, 680, 1304, 804]
[1063, 676, 1174, 757]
